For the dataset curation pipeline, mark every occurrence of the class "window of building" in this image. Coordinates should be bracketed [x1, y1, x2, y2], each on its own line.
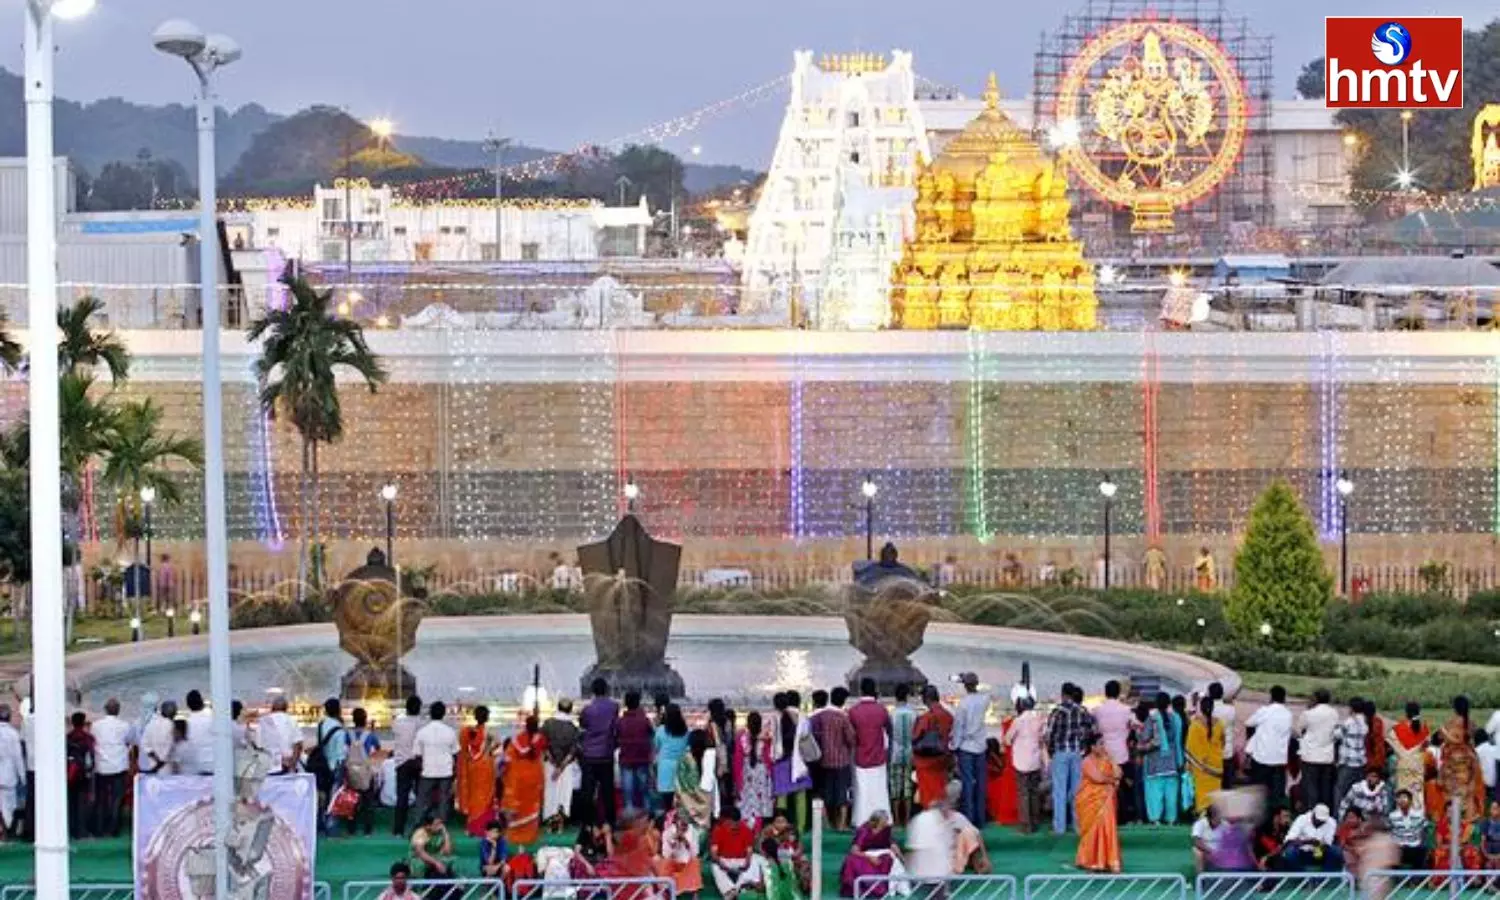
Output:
[453, 226, 468, 235]
[439, 226, 453, 235]
[850, 151, 861, 164]
[363, 199, 382, 217]
[321, 242, 343, 262]
[265, 227, 280, 238]
[393, 226, 407, 237]
[847, 111, 861, 128]
[521, 242, 540, 261]
[322, 199, 342, 221]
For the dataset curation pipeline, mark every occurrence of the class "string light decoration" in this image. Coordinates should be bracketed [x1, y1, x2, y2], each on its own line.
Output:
[1317, 330, 1343, 541]
[965, 332, 992, 541]
[1141, 329, 1162, 541]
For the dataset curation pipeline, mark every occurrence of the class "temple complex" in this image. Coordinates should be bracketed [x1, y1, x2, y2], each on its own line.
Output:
[890, 75, 1098, 331]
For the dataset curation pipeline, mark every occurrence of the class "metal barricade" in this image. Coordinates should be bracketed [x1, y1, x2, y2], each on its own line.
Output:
[1024, 873, 1188, 900]
[1365, 869, 1500, 899]
[511, 877, 675, 900]
[343, 879, 504, 900]
[0, 886, 134, 900]
[0, 880, 330, 900]
[855, 873, 1019, 900]
[1196, 871, 1355, 900]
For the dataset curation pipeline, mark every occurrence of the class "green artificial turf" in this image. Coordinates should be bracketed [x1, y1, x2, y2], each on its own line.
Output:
[0, 809, 1198, 896]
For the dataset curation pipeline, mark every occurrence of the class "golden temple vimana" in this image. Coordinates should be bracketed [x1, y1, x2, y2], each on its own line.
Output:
[891, 76, 1098, 331]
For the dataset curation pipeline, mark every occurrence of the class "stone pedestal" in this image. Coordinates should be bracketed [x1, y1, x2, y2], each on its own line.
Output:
[340, 662, 418, 700]
[579, 662, 686, 702]
[845, 659, 928, 697]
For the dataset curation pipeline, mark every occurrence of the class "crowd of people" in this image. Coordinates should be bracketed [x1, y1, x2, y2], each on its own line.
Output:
[7, 672, 1500, 897]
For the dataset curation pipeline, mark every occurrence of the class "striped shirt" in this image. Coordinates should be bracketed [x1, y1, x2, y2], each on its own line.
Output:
[1046, 701, 1096, 755]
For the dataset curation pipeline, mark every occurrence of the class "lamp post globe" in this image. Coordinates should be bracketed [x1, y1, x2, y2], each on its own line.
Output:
[1098, 479, 1117, 589]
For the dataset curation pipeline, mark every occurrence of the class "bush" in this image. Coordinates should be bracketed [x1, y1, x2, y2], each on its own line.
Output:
[1226, 480, 1332, 649]
[1353, 591, 1464, 627]
[1200, 644, 1388, 680]
[1464, 590, 1500, 620]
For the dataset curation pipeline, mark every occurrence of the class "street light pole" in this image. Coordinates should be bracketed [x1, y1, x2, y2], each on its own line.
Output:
[25, 2, 95, 893]
[381, 482, 397, 566]
[861, 478, 879, 561]
[483, 133, 509, 261]
[154, 21, 239, 900]
[1099, 478, 1118, 590]
[140, 486, 155, 625]
[1337, 474, 1354, 596]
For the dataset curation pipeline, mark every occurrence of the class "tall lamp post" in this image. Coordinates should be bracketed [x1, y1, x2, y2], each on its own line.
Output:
[153, 20, 239, 900]
[482, 132, 510, 261]
[26, 1, 96, 894]
[1336, 474, 1354, 596]
[381, 482, 397, 565]
[139, 486, 156, 628]
[1099, 478, 1118, 589]
[861, 477, 879, 560]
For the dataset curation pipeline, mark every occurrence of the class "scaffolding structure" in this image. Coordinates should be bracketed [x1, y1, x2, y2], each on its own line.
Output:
[1032, 0, 1273, 252]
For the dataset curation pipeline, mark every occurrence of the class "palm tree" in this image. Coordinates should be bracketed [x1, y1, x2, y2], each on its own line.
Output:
[99, 398, 204, 544]
[58, 296, 130, 382]
[248, 275, 387, 597]
[0, 313, 22, 373]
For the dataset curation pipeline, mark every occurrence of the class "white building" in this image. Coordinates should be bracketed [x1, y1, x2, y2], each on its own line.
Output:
[741, 50, 932, 320]
[226, 182, 654, 263]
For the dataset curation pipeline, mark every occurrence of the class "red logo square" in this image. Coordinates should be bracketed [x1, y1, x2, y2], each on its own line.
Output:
[1325, 16, 1463, 109]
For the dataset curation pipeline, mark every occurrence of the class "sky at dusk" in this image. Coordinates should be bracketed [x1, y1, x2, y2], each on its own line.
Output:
[2, 0, 1491, 167]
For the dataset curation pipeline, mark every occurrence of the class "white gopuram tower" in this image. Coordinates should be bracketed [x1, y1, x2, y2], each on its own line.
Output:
[742, 50, 931, 327]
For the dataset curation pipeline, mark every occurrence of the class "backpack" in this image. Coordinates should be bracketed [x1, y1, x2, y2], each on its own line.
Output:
[66, 734, 93, 783]
[305, 722, 340, 792]
[913, 719, 947, 758]
[345, 732, 374, 792]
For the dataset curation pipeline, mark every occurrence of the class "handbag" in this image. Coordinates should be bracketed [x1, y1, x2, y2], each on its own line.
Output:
[326, 784, 360, 820]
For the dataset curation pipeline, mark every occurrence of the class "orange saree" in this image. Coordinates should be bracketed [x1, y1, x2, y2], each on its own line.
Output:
[1075, 753, 1122, 873]
[501, 731, 547, 847]
[456, 724, 497, 837]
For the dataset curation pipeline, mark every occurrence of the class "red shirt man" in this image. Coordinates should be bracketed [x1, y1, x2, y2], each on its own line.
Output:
[848, 691, 892, 770]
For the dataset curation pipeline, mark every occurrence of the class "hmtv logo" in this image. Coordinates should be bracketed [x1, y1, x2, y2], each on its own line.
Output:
[1325, 16, 1463, 108]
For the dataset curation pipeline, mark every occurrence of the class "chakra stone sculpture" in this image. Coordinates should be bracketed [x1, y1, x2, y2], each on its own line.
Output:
[333, 549, 423, 698]
[576, 515, 686, 699]
[844, 573, 938, 695]
[891, 74, 1098, 331]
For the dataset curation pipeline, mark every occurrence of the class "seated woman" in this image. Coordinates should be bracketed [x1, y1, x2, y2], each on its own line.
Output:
[1254, 808, 1291, 872]
[737, 837, 806, 900]
[573, 821, 613, 879]
[760, 813, 812, 894]
[1483, 801, 1500, 870]
[839, 810, 907, 897]
[656, 811, 704, 900]
[1430, 810, 1484, 873]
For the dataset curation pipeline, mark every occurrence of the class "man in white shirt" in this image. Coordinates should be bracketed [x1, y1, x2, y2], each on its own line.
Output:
[182, 689, 215, 775]
[390, 695, 424, 835]
[1282, 804, 1342, 871]
[907, 788, 957, 878]
[0, 705, 24, 838]
[1208, 682, 1237, 786]
[1477, 730, 1500, 802]
[259, 696, 302, 776]
[1296, 689, 1340, 812]
[1244, 686, 1293, 806]
[20, 699, 34, 840]
[1191, 807, 1225, 872]
[90, 698, 133, 837]
[139, 700, 178, 777]
[413, 700, 459, 825]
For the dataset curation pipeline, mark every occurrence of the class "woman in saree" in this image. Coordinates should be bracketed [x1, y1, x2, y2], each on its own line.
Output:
[1075, 736, 1123, 874]
[675, 729, 714, 829]
[1388, 702, 1431, 809]
[1438, 697, 1488, 826]
[736, 711, 777, 825]
[500, 715, 547, 848]
[457, 705, 499, 837]
[911, 685, 954, 811]
[839, 810, 906, 897]
[985, 736, 1017, 827]
[742, 837, 807, 900]
[600, 813, 662, 900]
[1185, 697, 1225, 815]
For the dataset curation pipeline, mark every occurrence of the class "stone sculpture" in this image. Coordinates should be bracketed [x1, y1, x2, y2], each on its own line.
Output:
[576, 515, 685, 699]
[845, 548, 937, 693]
[332, 548, 424, 698]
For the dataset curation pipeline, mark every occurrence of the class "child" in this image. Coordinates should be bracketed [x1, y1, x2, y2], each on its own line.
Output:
[479, 818, 508, 881]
